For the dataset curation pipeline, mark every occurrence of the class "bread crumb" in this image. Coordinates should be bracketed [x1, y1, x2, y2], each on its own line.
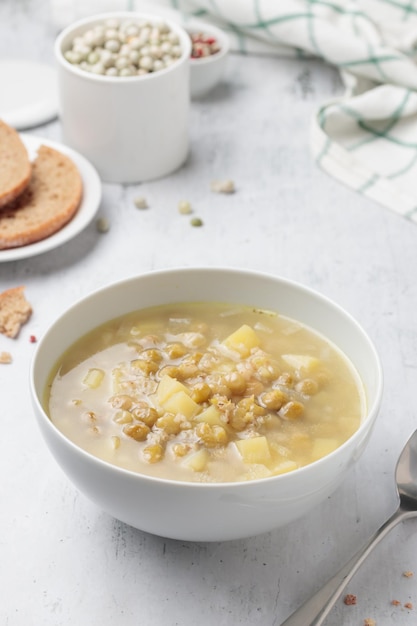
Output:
[364, 619, 376, 626]
[0, 351, 12, 364]
[403, 570, 413, 578]
[344, 594, 357, 606]
[391, 599, 401, 606]
[404, 602, 413, 610]
[0, 286, 32, 338]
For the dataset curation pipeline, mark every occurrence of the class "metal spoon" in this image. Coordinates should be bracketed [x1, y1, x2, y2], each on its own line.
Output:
[282, 429, 417, 626]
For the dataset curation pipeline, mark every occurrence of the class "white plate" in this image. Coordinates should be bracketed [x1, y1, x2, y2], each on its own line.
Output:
[0, 135, 102, 262]
[0, 60, 58, 129]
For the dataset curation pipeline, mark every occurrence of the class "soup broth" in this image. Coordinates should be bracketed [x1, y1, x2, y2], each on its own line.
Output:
[45, 301, 365, 482]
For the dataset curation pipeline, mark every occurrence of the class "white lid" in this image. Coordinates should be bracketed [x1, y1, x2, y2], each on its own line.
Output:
[0, 60, 58, 129]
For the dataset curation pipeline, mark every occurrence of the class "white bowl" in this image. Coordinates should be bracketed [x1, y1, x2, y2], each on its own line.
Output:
[30, 268, 383, 542]
[186, 21, 229, 98]
[54, 12, 191, 183]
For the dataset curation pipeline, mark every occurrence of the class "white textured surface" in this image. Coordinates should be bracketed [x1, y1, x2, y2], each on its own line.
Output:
[1, 1, 416, 625]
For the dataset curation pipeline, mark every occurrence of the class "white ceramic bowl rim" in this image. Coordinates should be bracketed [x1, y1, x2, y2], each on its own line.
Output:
[30, 266, 383, 490]
[55, 11, 192, 83]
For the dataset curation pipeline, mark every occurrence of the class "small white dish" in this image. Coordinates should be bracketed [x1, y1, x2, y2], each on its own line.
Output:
[0, 134, 101, 262]
[0, 60, 58, 129]
[186, 21, 230, 99]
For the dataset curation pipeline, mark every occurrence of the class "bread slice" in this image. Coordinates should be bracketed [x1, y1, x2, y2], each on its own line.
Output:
[0, 145, 82, 250]
[0, 286, 32, 338]
[0, 120, 32, 207]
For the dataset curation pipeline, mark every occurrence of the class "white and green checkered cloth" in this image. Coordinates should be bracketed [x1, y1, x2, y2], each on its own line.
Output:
[52, 0, 417, 222]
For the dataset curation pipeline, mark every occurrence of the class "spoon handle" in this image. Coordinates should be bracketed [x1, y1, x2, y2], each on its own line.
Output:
[281, 507, 407, 626]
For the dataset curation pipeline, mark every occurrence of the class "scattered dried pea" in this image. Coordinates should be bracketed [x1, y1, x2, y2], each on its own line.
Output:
[211, 179, 235, 194]
[190, 217, 203, 227]
[96, 217, 110, 233]
[134, 196, 148, 209]
[178, 200, 192, 214]
[143, 443, 164, 463]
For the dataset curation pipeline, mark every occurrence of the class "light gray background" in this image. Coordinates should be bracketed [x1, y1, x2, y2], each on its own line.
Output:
[1, 1, 416, 624]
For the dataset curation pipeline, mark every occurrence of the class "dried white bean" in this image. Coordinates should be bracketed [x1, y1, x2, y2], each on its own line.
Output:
[72, 36, 84, 47]
[115, 56, 129, 70]
[126, 25, 139, 37]
[105, 18, 119, 29]
[100, 50, 115, 68]
[84, 30, 95, 45]
[119, 67, 134, 76]
[129, 37, 142, 50]
[92, 32, 105, 47]
[129, 50, 140, 63]
[64, 18, 182, 77]
[149, 45, 162, 59]
[139, 56, 153, 70]
[90, 63, 105, 75]
[161, 41, 172, 54]
[87, 51, 100, 65]
[105, 28, 118, 41]
[105, 39, 120, 53]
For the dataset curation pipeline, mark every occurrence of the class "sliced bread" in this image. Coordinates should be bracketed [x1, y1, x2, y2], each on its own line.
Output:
[0, 144, 82, 250]
[0, 119, 32, 207]
[0, 286, 32, 338]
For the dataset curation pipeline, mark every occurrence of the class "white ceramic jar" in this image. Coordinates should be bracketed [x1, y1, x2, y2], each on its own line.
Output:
[55, 12, 191, 183]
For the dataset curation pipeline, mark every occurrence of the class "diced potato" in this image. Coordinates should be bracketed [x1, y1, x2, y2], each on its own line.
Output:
[194, 405, 223, 426]
[269, 441, 291, 458]
[111, 367, 123, 393]
[83, 368, 105, 389]
[272, 460, 298, 475]
[242, 464, 273, 481]
[162, 390, 200, 419]
[173, 332, 206, 348]
[311, 437, 339, 461]
[223, 324, 261, 357]
[182, 449, 209, 472]
[235, 436, 271, 464]
[157, 374, 190, 405]
[111, 436, 120, 450]
[281, 354, 320, 372]
[290, 431, 312, 452]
